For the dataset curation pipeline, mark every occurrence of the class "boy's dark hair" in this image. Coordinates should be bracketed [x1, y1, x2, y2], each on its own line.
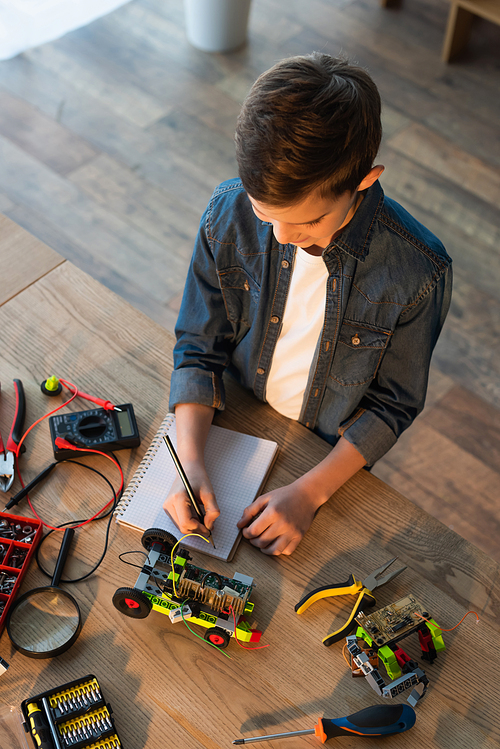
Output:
[235, 52, 382, 206]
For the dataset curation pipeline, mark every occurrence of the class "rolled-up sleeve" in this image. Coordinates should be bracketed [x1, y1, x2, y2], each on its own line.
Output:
[169, 210, 234, 412]
[340, 262, 452, 466]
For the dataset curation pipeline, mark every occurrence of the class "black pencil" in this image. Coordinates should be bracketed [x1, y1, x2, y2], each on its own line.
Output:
[163, 435, 215, 548]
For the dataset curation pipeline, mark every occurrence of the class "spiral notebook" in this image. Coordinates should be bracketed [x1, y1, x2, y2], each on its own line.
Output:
[114, 413, 279, 561]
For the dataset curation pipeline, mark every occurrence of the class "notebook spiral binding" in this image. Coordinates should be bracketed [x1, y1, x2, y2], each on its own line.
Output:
[114, 413, 175, 516]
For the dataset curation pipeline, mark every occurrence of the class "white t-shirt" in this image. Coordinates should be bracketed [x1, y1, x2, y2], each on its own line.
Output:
[265, 247, 328, 419]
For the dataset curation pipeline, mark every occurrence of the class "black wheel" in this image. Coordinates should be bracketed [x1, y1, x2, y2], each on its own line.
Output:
[141, 528, 178, 553]
[204, 627, 231, 649]
[112, 587, 152, 619]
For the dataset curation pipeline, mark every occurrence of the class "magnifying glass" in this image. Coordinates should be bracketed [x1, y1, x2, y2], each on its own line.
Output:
[6, 528, 82, 658]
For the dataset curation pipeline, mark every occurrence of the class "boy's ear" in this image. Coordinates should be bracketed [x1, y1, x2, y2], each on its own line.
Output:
[358, 165, 385, 191]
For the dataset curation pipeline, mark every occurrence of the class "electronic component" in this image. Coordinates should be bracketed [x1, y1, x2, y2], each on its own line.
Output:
[346, 595, 445, 707]
[113, 528, 262, 649]
[355, 595, 431, 647]
[346, 634, 429, 705]
[49, 404, 140, 459]
[345, 595, 444, 707]
[158, 563, 254, 617]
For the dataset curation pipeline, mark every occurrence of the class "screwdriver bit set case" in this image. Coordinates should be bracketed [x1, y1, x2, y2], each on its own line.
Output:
[0, 511, 42, 631]
[20, 675, 123, 749]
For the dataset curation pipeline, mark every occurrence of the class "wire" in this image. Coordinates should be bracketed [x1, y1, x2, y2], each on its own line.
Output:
[180, 598, 231, 659]
[35, 458, 122, 583]
[13, 378, 123, 531]
[200, 571, 223, 590]
[416, 610, 480, 632]
[229, 605, 269, 650]
[11, 377, 124, 578]
[169, 534, 210, 597]
[342, 642, 351, 668]
[15, 379, 79, 457]
[20, 446, 124, 531]
[167, 537, 267, 653]
[340, 612, 480, 674]
[118, 551, 149, 570]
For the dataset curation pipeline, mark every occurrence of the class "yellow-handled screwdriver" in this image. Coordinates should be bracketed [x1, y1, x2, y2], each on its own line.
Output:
[26, 703, 55, 749]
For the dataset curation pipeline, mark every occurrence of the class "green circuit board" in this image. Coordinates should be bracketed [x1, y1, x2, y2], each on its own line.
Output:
[356, 595, 429, 647]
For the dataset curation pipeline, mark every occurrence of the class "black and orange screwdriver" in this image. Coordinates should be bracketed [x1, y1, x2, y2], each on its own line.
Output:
[233, 704, 416, 744]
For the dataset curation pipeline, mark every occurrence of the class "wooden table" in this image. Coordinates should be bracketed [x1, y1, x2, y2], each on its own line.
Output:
[0, 215, 498, 748]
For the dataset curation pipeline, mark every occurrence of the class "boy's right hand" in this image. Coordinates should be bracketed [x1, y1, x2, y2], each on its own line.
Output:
[163, 462, 220, 538]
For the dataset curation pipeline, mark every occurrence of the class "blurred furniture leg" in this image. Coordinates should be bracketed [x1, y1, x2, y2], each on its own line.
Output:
[442, 2, 475, 61]
[442, 0, 500, 62]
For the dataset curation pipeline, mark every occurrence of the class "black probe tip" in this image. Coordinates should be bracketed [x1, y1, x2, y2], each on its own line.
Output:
[232, 741, 245, 745]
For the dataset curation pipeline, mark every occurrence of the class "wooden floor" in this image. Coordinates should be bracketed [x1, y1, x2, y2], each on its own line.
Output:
[0, 0, 498, 559]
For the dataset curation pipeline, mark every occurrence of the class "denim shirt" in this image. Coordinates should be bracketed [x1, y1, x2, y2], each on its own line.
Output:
[170, 178, 452, 466]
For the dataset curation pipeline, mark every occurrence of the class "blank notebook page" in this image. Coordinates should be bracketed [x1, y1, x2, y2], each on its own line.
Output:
[115, 414, 279, 561]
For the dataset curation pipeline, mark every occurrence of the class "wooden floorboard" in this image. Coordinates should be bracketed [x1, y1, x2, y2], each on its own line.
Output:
[0, 0, 499, 559]
[26, 42, 173, 129]
[0, 87, 98, 175]
[371, 419, 500, 562]
[387, 122, 500, 207]
[424, 384, 500, 475]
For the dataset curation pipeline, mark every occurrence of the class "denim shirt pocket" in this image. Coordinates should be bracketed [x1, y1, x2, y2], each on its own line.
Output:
[330, 321, 391, 386]
[218, 267, 261, 326]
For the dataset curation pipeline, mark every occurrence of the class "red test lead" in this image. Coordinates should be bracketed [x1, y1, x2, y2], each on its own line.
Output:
[59, 378, 122, 411]
[41, 376, 121, 411]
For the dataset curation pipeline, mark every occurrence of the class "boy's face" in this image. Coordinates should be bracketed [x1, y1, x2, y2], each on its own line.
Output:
[248, 166, 384, 251]
[249, 189, 357, 250]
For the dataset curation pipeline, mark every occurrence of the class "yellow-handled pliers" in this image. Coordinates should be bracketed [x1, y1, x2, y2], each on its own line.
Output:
[295, 557, 406, 646]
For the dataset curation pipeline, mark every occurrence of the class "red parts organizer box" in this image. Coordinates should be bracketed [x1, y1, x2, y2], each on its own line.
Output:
[0, 511, 42, 632]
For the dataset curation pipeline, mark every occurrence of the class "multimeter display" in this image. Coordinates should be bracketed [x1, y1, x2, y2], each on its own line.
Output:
[116, 409, 135, 438]
[49, 404, 140, 460]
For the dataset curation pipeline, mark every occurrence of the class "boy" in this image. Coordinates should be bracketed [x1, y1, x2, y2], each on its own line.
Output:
[164, 53, 452, 556]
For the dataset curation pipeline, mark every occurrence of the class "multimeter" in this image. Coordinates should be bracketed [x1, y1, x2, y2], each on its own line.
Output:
[49, 404, 141, 460]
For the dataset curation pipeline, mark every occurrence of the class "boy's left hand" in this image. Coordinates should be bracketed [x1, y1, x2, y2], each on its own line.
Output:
[236, 483, 322, 556]
[237, 437, 366, 555]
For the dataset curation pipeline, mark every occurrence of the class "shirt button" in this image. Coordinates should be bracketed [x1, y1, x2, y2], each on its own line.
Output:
[270, 315, 279, 324]
[257, 367, 265, 375]
[281, 260, 289, 268]
[352, 334, 361, 346]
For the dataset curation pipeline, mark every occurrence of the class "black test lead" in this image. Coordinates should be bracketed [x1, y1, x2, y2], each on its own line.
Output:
[4, 462, 57, 511]
[232, 704, 416, 744]
[163, 435, 216, 548]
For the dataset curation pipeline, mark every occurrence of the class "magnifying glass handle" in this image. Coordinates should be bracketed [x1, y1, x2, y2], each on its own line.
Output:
[27, 703, 55, 749]
[51, 528, 75, 587]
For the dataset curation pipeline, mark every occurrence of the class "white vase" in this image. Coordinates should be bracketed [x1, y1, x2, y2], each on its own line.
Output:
[185, 0, 252, 53]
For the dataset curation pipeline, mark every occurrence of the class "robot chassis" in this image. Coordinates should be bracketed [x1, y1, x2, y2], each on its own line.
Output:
[346, 595, 445, 707]
[113, 528, 262, 649]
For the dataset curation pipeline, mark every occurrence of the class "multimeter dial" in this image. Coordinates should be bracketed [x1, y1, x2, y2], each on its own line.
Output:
[78, 414, 109, 439]
[49, 404, 140, 460]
